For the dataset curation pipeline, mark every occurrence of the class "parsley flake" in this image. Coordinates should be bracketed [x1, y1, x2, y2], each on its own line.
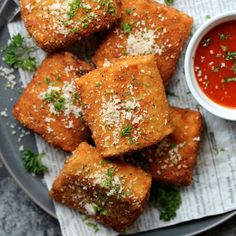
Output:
[218, 33, 228, 40]
[226, 51, 236, 60]
[121, 23, 132, 35]
[120, 124, 132, 137]
[107, 167, 116, 177]
[231, 61, 236, 74]
[220, 45, 227, 52]
[67, 0, 81, 19]
[54, 96, 65, 112]
[222, 77, 236, 88]
[92, 203, 108, 216]
[45, 77, 51, 84]
[167, 90, 178, 97]
[85, 222, 99, 233]
[125, 8, 132, 15]
[200, 38, 211, 47]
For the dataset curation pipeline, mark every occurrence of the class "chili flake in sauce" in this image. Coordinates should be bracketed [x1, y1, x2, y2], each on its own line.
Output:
[194, 20, 236, 108]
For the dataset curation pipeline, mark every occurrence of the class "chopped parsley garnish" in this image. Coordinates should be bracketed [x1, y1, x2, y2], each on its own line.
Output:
[200, 38, 211, 47]
[231, 61, 236, 74]
[121, 23, 132, 35]
[43, 90, 65, 112]
[211, 66, 220, 73]
[156, 25, 163, 31]
[59, 19, 69, 27]
[71, 27, 78, 33]
[170, 143, 177, 149]
[96, 81, 102, 87]
[82, 215, 99, 233]
[220, 45, 227, 52]
[107, 167, 116, 177]
[100, 159, 110, 165]
[120, 124, 132, 137]
[128, 137, 138, 145]
[44, 90, 57, 102]
[226, 51, 236, 60]
[100, 0, 116, 16]
[222, 77, 236, 86]
[167, 90, 178, 97]
[82, 19, 89, 29]
[125, 8, 132, 15]
[85, 222, 99, 233]
[122, 191, 132, 197]
[22, 150, 48, 175]
[164, 0, 174, 5]
[2, 34, 37, 72]
[67, 0, 81, 19]
[45, 77, 51, 84]
[100, 167, 116, 189]
[108, 6, 116, 15]
[54, 96, 65, 112]
[150, 184, 181, 221]
[73, 91, 79, 99]
[221, 77, 236, 89]
[205, 15, 211, 20]
[218, 33, 228, 40]
[92, 203, 108, 216]
[92, 203, 107, 216]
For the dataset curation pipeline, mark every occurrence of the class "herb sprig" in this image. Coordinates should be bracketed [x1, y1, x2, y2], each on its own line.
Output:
[164, 0, 174, 5]
[150, 184, 181, 221]
[2, 34, 37, 72]
[22, 150, 48, 175]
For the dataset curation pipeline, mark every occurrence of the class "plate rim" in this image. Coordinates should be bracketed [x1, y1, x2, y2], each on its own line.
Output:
[0, 4, 236, 235]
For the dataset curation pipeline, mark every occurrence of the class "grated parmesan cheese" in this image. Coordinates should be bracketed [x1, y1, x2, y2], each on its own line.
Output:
[126, 28, 165, 56]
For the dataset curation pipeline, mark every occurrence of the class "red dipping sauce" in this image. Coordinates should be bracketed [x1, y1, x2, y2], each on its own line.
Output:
[194, 20, 236, 108]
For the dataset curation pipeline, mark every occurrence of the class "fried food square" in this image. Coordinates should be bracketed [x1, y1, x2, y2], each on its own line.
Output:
[142, 107, 203, 186]
[49, 142, 152, 232]
[20, 0, 121, 52]
[76, 55, 174, 157]
[12, 52, 92, 152]
[93, 0, 193, 86]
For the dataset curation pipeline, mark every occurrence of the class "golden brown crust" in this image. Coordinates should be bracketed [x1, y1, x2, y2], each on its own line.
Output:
[12, 52, 92, 152]
[49, 142, 152, 232]
[92, 0, 193, 86]
[76, 55, 174, 157]
[142, 107, 203, 186]
[20, 0, 121, 52]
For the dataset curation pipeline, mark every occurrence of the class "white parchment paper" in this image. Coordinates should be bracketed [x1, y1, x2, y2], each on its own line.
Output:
[7, 0, 236, 235]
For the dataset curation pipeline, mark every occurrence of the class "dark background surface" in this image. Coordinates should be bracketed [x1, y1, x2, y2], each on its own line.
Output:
[1, 0, 236, 235]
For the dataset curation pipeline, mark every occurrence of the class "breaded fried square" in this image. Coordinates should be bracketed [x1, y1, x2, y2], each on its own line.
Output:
[12, 52, 92, 152]
[93, 0, 193, 86]
[76, 55, 174, 157]
[49, 142, 151, 232]
[142, 107, 203, 186]
[20, 0, 121, 52]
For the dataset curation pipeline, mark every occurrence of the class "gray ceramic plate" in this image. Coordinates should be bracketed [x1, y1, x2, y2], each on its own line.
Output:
[0, 2, 236, 235]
